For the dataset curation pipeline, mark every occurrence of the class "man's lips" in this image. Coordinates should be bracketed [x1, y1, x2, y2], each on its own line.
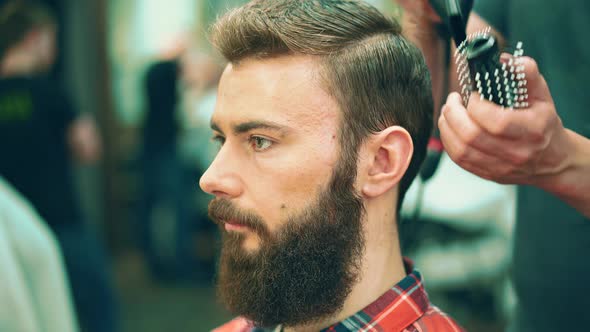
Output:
[223, 220, 250, 232]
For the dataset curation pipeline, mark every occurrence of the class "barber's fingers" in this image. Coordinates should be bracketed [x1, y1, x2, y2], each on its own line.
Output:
[446, 92, 525, 140]
[441, 93, 513, 157]
[465, 56, 555, 138]
[499, 55, 553, 105]
[439, 111, 507, 181]
[468, 97, 556, 145]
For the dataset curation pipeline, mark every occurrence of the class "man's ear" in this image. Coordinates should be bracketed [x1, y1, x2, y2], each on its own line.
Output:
[361, 126, 413, 198]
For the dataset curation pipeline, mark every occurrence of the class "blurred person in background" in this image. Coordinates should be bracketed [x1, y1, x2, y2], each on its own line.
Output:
[177, 48, 223, 173]
[398, 0, 590, 331]
[177, 47, 224, 277]
[201, 0, 464, 331]
[138, 38, 222, 283]
[0, 1, 119, 331]
[138, 48, 186, 281]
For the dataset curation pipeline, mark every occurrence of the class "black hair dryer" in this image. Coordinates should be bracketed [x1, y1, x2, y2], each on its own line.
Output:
[428, 0, 474, 46]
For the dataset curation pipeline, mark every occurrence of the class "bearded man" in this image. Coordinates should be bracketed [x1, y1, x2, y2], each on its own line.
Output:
[200, 1, 463, 331]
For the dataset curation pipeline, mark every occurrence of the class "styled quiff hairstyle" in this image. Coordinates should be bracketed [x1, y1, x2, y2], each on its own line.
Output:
[210, 0, 433, 212]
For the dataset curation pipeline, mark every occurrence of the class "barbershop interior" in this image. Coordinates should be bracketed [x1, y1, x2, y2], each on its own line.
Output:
[4, 0, 576, 331]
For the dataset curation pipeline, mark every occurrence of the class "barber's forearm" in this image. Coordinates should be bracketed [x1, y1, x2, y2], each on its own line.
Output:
[402, 14, 447, 120]
[423, 36, 447, 120]
[536, 130, 590, 218]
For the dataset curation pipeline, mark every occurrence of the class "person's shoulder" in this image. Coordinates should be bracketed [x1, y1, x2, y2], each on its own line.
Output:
[405, 305, 465, 332]
[211, 317, 253, 332]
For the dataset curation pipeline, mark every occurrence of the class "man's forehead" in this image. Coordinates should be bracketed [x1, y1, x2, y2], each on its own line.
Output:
[213, 55, 339, 131]
[228, 54, 320, 74]
[221, 55, 323, 96]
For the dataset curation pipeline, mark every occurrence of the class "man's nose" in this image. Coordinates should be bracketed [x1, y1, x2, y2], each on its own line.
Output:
[199, 148, 243, 199]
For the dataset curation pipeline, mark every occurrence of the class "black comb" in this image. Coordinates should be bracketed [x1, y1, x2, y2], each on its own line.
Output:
[436, 0, 528, 109]
[455, 30, 528, 109]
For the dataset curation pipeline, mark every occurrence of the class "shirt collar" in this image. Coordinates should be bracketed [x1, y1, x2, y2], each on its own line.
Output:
[320, 258, 429, 332]
[220, 259, 430, 332]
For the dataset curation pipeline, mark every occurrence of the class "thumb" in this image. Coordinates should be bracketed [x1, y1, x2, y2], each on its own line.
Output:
[501, 54, 553, 106]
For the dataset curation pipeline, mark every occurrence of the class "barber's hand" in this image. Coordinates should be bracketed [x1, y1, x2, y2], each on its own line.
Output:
[438, 56, 571, 187]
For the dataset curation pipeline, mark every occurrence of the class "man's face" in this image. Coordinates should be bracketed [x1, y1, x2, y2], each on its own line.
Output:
[199, 55, 366, 327]
[200, 55, 344, 252]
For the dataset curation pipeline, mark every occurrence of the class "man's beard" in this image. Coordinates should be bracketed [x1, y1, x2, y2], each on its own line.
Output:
[208, 153, 365, 328]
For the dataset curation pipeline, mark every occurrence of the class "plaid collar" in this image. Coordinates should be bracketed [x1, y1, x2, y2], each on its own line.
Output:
[320, 259, 429, 332]
[214, 259, 438, 332]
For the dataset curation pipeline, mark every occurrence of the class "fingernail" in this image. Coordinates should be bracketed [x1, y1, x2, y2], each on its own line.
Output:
[499, 53, 512, 63]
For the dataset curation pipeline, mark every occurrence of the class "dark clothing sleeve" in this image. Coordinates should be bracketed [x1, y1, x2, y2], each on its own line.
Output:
[56, 89, 79, 127]
[472, 0, 509, 38]
[0, 76, 83, 226]
[142, 60, 179, 152]
[29, 78, 80, 136]
[46, 81, 79, 131]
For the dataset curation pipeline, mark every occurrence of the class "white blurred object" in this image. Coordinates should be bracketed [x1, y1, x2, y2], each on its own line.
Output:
[0, 177, 79, 332]
[403, 153, 515, 235]
[401, 152, 516, 318]
[133, 0, 196, 57]
[178, 89, 218, 171]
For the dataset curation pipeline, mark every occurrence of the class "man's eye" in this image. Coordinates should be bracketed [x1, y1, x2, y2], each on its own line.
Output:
[249, 136, 273, 151]
[212, 135, 225, 149]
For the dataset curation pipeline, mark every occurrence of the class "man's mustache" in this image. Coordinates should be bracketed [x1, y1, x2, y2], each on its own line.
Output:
[208, 198, 270, 238]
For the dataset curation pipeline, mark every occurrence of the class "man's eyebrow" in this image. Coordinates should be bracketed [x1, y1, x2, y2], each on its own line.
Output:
[210, 120, 291, 135]
[210, 121, 222, 133]
[233, 121, 289, 134]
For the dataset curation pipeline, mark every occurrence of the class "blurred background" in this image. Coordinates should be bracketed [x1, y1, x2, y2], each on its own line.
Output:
[0, 0, 516, 331]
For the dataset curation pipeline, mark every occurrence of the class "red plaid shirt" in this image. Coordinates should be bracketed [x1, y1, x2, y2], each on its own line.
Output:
[214, 260, 464, 332]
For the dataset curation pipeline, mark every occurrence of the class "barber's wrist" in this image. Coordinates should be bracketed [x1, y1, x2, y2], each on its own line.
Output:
[535, 129, 590, 209]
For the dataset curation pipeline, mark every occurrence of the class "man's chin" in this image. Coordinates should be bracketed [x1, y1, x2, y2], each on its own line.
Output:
[222, 231, 262, 255]
[242, 236, 262, 252]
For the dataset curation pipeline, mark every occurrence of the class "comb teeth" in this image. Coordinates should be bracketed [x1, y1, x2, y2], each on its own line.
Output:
[454, 28, 528, 110]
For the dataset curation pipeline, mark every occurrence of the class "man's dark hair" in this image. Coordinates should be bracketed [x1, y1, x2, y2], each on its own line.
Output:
[0, 0, 56, 59]
[210, 0, 433, 213]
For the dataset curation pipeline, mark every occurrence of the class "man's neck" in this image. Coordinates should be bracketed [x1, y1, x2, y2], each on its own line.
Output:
[286, 196, 406, 332]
